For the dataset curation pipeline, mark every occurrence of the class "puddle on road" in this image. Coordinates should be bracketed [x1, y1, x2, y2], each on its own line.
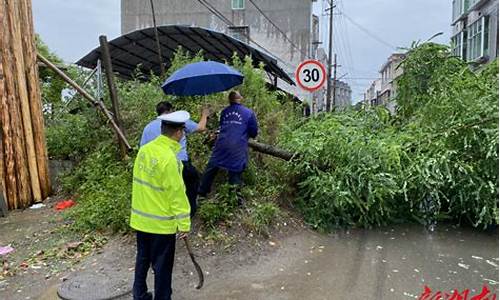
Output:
[180, 224, 498, 300]
[22, 224, 499, 300]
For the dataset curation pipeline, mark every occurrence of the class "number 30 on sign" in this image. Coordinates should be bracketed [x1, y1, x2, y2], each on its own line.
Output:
[295, 59, 327, 92]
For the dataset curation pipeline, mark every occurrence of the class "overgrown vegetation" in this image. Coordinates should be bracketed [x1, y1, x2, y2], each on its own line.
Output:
[44, 47, 296, 234]
[42, 41, 498, 235]
[280, 43, 498, 230]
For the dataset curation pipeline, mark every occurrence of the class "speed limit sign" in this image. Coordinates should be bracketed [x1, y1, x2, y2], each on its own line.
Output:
[295, 60, 327, 92]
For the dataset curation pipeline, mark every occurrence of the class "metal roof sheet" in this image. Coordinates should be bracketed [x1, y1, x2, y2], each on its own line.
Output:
[76, 25, 294, 85]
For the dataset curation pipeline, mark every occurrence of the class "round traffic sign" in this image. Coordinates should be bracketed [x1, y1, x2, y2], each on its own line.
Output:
[295, 59, 327, 92]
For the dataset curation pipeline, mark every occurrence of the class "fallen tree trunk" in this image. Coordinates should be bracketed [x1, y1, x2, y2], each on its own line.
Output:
[248, 140, 294, 161]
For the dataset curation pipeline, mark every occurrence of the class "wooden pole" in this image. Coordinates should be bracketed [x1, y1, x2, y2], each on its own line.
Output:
[0, 0, 18, 210]
[149, 0, 165, 76]
[37, 53, 132, 151]
[5, 0, 42, 204]
[0, 61, 18, 209]
[0, 188, 7, 217]
[2, 0, 32, 208]
[19, 0, 51, 198]
[99, 35, 128, 159]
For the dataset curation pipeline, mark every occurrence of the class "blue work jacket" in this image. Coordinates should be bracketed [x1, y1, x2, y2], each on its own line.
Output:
[209, 103, 258, 172]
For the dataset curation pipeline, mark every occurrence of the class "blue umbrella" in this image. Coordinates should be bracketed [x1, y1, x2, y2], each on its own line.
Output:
[161, 61, 244, 96]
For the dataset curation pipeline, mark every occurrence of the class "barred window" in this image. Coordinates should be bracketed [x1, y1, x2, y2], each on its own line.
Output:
[232, 0, 244, 10]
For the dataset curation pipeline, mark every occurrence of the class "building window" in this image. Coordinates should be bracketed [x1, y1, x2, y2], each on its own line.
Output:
[452, 0, 470, 21]
[467, 16, 489, 61]
[232, 0, 244, 10]
[469, 0, 480, 8]
[451, 31, 466, 59]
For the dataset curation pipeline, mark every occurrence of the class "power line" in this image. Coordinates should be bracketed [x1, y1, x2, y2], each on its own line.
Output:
[197, 0, 232, 25]
[334, 1, 355, 92]
[343, 77, 380, 79]
[339, 7, 354, 75]
[196, 0, 295, 70]
[339, 10, 396, 50]
[247, 0, 309, 59]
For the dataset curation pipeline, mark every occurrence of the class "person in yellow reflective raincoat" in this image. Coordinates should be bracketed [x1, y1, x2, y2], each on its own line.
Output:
[130, 111, 191, 300]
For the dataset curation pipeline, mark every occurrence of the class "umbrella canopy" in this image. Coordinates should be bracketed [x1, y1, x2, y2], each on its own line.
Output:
[161, 61, 244, 96]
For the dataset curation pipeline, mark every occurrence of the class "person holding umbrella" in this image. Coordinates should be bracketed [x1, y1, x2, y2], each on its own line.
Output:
[140, 101, 209, 217]
[198, 91, 258, 204]
[161, 61, 253, 203]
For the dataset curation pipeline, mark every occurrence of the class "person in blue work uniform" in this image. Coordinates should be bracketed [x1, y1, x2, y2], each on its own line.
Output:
[198, 91, 258, 204]
[140, 101, 209, 217]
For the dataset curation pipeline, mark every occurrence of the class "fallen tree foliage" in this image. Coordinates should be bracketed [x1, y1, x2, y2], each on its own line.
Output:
[279, 43, 498, 230]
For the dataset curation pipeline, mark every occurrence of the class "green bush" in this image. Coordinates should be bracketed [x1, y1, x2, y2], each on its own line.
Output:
[51, 48, 294, 233]
[280, 43, 498, 230]
[245, 202, 280, 235]
[62, 143, 134, 233]
[198, 184, 239, 228]
[46, 113, 109, 160]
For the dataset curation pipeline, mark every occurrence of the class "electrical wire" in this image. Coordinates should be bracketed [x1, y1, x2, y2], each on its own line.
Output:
[247, 0, 310, 59]
[339, 10, 396, 50]
[334, 1, 355, 95]
[197, 0, 296, 70]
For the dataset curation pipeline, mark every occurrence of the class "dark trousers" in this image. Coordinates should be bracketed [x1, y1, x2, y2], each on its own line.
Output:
[198, 160, 242, 197]
[133, 231, 176, 300]
[182, 160, 200, 217]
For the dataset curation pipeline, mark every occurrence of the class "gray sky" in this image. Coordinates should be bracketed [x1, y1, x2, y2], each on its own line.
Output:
[33, 0, 451, 102]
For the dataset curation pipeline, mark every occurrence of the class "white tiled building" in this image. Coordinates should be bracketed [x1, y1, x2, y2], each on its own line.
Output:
[451, 0, 499, 63]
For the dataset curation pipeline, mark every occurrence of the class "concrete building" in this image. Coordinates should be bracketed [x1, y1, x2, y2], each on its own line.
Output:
[364, 79, 381, 106]
[121, 0, 321, 101]
[379, 53, 405, 106]
[333, 79, 352, 108]
[451, 0, 499, 63]
[363, 53, 405, 113]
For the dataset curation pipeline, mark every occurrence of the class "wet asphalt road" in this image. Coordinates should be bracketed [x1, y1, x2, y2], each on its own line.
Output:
[38, 224, 498, 300]
[174, 224, 498, 300]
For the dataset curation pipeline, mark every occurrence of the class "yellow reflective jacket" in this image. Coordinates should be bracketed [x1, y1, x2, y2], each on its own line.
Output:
[130, 135, 191, 234]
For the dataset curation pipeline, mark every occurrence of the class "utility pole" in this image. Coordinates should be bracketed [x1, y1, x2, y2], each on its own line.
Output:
[332, 53, 337, 108]
[150, 0, 165, 77]
[99, 35, 128, 159]
[326, 0, 335, 112]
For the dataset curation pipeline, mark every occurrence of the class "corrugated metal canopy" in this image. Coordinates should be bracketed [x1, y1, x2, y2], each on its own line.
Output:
[76, 25, 294, 85]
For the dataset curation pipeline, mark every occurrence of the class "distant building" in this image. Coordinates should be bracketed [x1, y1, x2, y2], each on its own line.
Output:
[363, 53, 405, 113]
[121, 0, 323, 101]
[364, 78, 381, 107]
[451, 0, 499, 63]
[333, 79, 352, 108]
[379, 53, 405, 111]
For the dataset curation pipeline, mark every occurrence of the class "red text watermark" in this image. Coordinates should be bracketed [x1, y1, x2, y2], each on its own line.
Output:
[418, 285, 497, 300]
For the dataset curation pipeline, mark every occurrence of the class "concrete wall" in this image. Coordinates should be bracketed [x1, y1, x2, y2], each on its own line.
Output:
[48, 160, 75, 192]
[121, 0, 316, 100]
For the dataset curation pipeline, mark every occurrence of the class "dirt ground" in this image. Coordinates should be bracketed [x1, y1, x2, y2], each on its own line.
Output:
[1, 198, 498, 300]
[0, 196, 108, 300]
[0, 196, 305, 300]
